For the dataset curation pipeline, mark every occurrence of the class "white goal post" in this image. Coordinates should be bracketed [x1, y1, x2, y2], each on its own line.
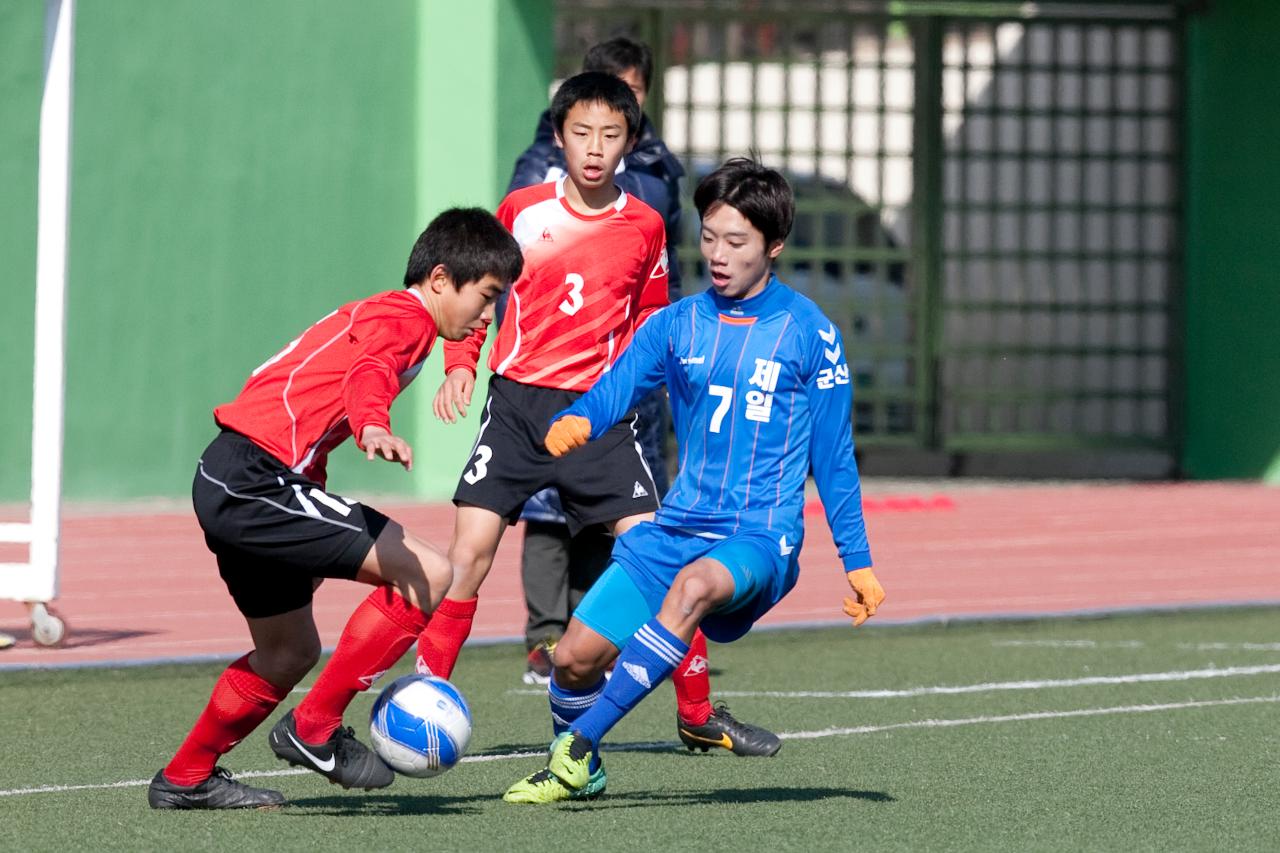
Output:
[0, 0, 74, 607]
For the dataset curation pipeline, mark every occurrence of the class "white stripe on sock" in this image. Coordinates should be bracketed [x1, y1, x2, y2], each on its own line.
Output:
[636, 624, 686, 667]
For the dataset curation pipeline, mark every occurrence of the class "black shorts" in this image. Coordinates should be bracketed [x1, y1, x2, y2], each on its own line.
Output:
[192, 429, 389, 618]
[453, 376, 660, 535]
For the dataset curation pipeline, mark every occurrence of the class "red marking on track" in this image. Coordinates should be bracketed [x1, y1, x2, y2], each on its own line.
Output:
[805, 495, 955, 515]
[1, 483, 1277, 667]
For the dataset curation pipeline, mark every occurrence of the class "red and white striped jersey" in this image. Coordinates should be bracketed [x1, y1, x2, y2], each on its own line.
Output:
[443, 177, 669, 392]
[214, 288, 437, 486]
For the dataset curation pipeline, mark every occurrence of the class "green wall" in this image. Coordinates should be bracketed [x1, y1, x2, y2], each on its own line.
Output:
[0, 2, 41, 502]
[411, 0, 554, 496]
[1183, 0, 1280, 481]
[0, 0, 554, 502]
[9, 0, 1279, 495]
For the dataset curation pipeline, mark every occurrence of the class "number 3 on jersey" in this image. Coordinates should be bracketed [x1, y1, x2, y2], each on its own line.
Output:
[464, 445, 492, 484]
[559, 273, 585, 316]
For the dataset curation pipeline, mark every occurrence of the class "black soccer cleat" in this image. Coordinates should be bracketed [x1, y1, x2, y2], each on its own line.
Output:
[677, 702, 782, 757]
[147, 766, 286, 810]
[268, 709, 395, 790]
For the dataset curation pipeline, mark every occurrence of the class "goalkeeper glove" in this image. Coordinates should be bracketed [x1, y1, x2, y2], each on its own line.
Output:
[842, 568, 885, 627]
[544, 415, 592, 457]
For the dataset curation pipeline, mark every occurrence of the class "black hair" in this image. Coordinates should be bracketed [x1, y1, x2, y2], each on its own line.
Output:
[693, 157, 795, 247]
[549, 71, 642, 140]
[403, 207, 523, 288]
[582, 37, 653, 91]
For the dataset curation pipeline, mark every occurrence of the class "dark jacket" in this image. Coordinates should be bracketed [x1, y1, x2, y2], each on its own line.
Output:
[507, 110, 685, 299]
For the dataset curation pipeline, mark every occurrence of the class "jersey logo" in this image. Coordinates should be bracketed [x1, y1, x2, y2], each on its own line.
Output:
[819, 323, 842, 363]
[649, 246, 669, 279]
[540, 228, 554, 242]
[358, 669, 388, 688]
[817, 364, 851, 390]
[746, 358, 782, 423]
[683, 655, 709, 676]
[632, 481, 650, 499]
[779, 535, 795, 557]
[622, 662, 652, 689]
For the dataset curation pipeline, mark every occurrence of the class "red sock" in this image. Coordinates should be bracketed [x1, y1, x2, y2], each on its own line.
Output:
[163, 654, 289, 786]
[293, 587, 430, 744]
[673, 628, 713, 725]
[415, 596, 477, 679]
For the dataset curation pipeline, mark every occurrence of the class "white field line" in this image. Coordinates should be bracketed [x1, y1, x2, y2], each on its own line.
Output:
[780, 695, 1280, 740]
[1179, 642, 1280, 652]
[505, 662, 1280, 700]
[706, 663, 1280, 699]
[990, 639, 1145, 649]
[2, 694, 1277, 800]
[0, 768, 311, 798]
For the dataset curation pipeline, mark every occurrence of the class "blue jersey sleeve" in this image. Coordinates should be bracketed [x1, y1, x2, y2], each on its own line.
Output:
[559, 306, 673, 438]
[804, 319, 873, 572]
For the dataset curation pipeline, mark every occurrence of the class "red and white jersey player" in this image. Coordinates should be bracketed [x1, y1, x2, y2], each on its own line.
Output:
[444, 175, 670, 391]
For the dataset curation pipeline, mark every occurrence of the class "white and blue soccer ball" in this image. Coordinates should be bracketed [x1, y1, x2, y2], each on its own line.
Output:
[369, 674, 472, 778]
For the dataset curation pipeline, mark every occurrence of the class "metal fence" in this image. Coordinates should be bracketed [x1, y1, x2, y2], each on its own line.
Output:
[554, 1, 1183, 457]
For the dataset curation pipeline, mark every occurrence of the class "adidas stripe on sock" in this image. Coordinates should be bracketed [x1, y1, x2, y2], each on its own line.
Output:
[572, 619, 689, 746]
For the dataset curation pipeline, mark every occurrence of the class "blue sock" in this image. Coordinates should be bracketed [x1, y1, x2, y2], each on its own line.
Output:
[573, 619, 689, 746]
[548, 675, 607, 771]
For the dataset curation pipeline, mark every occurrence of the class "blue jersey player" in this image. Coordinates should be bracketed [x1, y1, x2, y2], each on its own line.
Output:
[504, 157, 886, 803]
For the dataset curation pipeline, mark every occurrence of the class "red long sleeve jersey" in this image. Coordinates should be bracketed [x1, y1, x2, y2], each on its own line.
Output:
[214, 288, 437, 486]
[443, 178, 669, 391]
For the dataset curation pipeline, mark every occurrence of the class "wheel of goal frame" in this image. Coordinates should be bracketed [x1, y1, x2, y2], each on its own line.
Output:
[30, 603, 67, 647]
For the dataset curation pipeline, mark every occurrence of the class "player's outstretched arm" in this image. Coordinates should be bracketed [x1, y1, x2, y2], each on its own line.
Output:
[433, 368, 475, 424]
[843, 568, 885, 627]
[360, 425, 413, 470]
[544, 415, 592, 457]
[804, 319, 877, 620]
[549, 304, 674, 446]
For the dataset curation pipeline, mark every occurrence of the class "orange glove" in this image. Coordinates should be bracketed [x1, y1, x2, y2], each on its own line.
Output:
[544, 415, 592, 457]
[842, 568, 885, 627]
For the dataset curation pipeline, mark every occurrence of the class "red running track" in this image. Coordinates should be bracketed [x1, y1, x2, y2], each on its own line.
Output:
[1, 482, 1277, 669]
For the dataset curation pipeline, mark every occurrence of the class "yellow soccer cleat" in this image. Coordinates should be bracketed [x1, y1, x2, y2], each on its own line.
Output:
[547, 731, 594, 789]
[503, 733, 606, 804]
[503, 768, 576, 804]
[503, 765, 607, 804]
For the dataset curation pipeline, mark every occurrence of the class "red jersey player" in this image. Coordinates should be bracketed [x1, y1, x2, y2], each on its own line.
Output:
[419, 75, 664, 684]
[147, 208, 522, 810]
[417, 76, 779, 794]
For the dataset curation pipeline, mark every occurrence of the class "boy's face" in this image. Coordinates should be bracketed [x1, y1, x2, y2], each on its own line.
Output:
[616, 66, 648, 110]
[700, 202, 785, 301]
[434, 273, 506, 340]
[555, 100, 631, 194]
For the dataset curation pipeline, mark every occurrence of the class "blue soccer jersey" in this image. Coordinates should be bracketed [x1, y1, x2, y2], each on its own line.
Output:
[559, 274, 872, 574]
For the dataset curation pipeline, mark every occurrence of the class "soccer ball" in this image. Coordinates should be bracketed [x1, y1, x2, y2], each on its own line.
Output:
[369, 674, 472, 778]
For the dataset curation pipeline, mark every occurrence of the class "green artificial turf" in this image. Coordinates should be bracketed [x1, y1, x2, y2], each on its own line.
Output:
[3, 607, 1278, 852]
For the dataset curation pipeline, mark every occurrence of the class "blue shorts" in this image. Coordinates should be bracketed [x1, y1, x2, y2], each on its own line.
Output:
[574, 522, 801, 646]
